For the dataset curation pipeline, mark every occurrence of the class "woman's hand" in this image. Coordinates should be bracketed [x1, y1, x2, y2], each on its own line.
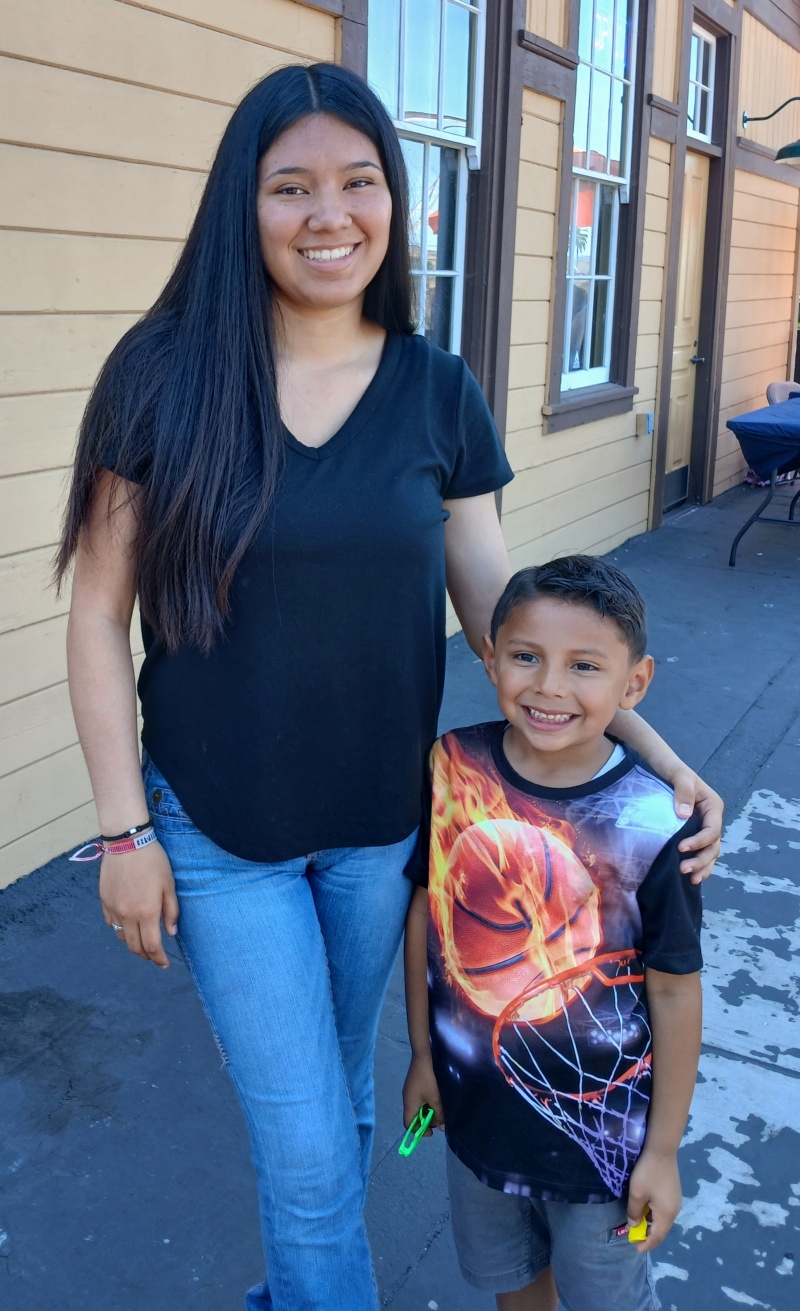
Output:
[610, 709, 723, 883]
[670, 766, 723, 885]
[100, 841, 179, 968]
[402, 1052, 445, 1134]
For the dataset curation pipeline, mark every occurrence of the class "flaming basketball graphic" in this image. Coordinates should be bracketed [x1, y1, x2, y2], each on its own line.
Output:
[443, 820, 601, 1019]
[429, 736, 602, 1020]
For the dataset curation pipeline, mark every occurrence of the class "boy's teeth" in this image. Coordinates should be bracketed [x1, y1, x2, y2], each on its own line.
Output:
[301, 246, 354, 262]
[528, 709, 572, 722]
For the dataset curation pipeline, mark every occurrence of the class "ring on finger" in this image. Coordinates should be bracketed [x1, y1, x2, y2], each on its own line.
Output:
[110, 922, 124, 932]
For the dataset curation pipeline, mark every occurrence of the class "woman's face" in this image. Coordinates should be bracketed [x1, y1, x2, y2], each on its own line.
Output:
[257, 113, 393, 313]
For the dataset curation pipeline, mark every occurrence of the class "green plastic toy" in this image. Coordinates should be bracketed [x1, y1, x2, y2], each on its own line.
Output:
[398, 1104, 435, 1157]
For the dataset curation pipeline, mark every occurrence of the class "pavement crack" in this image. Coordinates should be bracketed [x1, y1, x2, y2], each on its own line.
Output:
[381, 1208, 450, 1306]
[700, 1040, 800, 1080]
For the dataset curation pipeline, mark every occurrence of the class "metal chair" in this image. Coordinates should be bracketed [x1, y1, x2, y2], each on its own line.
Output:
[766, 380, 800, 405]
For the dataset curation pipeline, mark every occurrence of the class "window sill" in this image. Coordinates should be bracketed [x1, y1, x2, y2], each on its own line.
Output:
[302, 0, 344, 14]
[686, 135, 723, 158]
[542, 384, 637, 434]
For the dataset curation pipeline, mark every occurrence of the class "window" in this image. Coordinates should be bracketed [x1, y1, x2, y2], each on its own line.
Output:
[687, 25, 715, 142]
[368, 0, 485, 352]
[563, 0, 638, 391]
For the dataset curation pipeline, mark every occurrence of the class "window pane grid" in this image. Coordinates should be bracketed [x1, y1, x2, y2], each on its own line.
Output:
[687, 26, 715, 142]
[375, 0, 481, 145]
[402, 135, 462, 347]
[370, 1, 483, 352]
[563, 0, 634, 388]
[564, 182, 617, 380]
[574, 0, 635, 184]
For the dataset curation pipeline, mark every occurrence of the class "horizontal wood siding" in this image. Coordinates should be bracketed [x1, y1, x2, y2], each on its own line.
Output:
[739, 10, 800, 153]
[525, 0, 568, 47]
[0, 0, 336, 888]
[652, 0, 679, 102]
[503, 90, 656, 575]
[714, 168, 800, 496]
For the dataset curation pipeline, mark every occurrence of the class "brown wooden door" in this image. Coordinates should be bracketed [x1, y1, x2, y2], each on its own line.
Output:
[666, 150, 709, 508]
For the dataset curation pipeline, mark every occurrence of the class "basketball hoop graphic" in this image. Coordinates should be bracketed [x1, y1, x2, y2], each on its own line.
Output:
[491, 951, 651, 1197]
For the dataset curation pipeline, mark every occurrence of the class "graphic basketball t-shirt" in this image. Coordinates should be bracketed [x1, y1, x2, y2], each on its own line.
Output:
[406, 722, 703, 1204]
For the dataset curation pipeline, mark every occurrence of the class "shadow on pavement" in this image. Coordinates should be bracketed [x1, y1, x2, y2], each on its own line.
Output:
[1, 485, 798, 1310]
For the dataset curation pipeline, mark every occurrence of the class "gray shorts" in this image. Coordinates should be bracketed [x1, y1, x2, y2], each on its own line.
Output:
[446, 1147, 660, 1311]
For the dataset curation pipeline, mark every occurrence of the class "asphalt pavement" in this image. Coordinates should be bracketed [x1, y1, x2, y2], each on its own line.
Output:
[1, 483, 798, 1310]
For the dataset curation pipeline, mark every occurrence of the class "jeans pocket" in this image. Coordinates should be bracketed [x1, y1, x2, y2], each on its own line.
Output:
[142, 759, 201, 835]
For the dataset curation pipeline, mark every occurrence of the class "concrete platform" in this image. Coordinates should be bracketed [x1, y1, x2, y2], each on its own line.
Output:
[1, 484, 798, 1310]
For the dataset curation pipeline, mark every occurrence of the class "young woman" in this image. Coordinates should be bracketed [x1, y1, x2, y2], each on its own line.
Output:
[58, 64, 721, 1311]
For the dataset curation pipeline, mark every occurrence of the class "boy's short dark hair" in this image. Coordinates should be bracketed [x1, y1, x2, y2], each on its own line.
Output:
[490, 555, 648, 661]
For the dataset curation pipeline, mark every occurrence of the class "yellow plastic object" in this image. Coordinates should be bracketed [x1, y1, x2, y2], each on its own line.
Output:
[628, 1214, 649, 1243]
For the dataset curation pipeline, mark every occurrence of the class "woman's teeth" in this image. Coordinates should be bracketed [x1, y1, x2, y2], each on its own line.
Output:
[300, 246, 355, 262]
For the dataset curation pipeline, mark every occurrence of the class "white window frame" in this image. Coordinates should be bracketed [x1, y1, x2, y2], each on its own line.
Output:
[687, 24, 716, 143]
[562, 0, 638, 393]
[398, 132, 471, 350]
[368, 0, 486, 354]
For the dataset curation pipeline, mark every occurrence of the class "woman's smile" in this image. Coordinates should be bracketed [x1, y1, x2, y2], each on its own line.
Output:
[298, 243, 359, 264]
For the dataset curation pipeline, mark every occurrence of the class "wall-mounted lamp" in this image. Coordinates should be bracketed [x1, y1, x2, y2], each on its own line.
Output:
[742, 96, 800, 161]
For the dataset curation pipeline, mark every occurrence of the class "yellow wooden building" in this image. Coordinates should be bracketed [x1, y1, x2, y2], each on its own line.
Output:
[2, 0, 799, 885]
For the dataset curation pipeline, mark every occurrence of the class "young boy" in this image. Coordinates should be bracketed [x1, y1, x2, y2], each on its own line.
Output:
[403, 556, 702, 1311]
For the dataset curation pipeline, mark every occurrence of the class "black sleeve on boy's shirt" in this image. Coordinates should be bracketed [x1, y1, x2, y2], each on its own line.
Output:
[637, 812, 703, 973]
[404, 751, 433, 887]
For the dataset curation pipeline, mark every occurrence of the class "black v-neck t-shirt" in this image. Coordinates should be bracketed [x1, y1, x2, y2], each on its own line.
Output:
[121, 333, 513, 860]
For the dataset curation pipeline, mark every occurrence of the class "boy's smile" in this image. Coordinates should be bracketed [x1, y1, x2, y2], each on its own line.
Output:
[483, 596, 653, 787]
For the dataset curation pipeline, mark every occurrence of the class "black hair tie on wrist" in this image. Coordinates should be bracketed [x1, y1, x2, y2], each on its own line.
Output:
[100, 820, 153, 843]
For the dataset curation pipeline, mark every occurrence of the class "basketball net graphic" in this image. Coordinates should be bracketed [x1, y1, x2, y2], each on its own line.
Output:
[491, 950, 651, 1197]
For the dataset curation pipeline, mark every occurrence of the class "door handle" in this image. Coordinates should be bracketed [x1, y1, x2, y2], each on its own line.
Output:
[689, 355, 705, 364]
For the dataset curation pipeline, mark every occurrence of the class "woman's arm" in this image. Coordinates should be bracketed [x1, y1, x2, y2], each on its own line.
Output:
[611, 708, 723, 883]
[67, 470, 178, 967]
[443, 492, 511, 655]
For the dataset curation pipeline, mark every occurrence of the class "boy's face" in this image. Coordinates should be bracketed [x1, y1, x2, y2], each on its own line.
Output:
[483, 596, 654, 765]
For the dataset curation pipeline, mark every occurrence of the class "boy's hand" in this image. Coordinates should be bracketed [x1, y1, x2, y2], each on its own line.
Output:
[626, 1149, 682, 1252]
[403, 1052, 445, 1134]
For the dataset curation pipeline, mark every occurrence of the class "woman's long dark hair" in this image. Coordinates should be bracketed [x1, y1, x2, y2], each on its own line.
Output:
[56, 63, 414, 651]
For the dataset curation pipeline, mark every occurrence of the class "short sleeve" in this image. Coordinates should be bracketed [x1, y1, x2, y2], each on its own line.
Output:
[83, 327, 157, 486]
[99, 417, 153, 485]
[637, 813, 703, 973]
[442, 361, 514, 500]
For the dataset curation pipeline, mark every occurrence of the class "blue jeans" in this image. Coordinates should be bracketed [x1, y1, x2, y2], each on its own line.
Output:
[142, 754, 416, 1311]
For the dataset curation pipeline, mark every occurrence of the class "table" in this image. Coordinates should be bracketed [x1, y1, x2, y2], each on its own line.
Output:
[726, 397, 800, 565]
